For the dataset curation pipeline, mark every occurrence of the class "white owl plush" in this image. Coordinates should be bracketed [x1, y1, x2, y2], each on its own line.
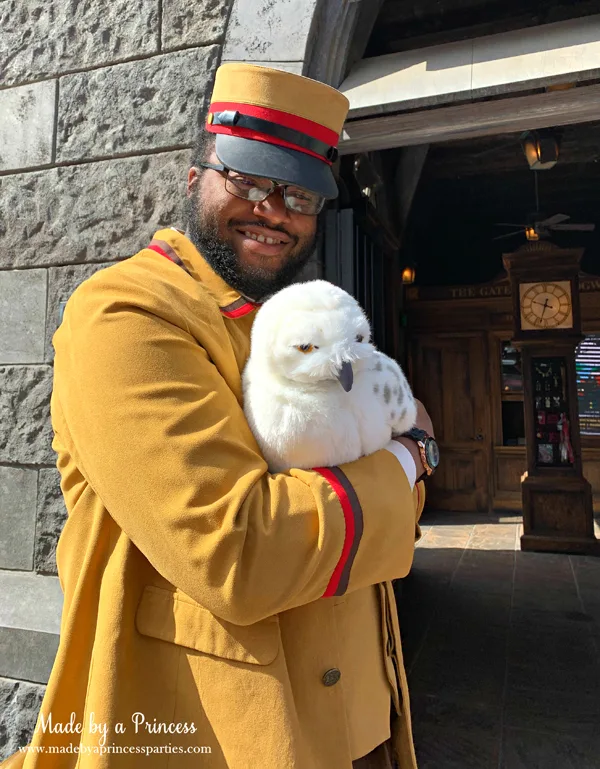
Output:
[242, 280, 417, 472]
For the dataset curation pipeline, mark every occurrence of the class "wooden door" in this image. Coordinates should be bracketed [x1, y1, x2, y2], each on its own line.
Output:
[410, 334, 491, 512]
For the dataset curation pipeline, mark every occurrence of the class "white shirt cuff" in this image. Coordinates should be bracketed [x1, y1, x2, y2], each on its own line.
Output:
[384, 440, 417, 491]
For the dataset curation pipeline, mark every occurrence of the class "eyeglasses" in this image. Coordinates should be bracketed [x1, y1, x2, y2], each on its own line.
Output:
[198, 162, 325, 216]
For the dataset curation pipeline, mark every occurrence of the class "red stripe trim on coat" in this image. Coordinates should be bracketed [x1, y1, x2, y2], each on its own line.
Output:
[209, 101, 339, 147]
[314, 466, 364, 597]
[148, 243, 173, 261]
[220, 297, 261, 319]
[207, 124, 330, 165]
[148, 240, 192, 276]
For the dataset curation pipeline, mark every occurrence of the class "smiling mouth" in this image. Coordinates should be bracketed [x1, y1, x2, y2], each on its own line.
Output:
[240, 230, 288, 246]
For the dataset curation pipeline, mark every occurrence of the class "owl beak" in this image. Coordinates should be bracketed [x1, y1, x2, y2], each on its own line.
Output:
[337, 361, 354, 392]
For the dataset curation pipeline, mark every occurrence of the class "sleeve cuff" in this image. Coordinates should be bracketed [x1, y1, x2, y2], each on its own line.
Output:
[384, 440, 417, 490]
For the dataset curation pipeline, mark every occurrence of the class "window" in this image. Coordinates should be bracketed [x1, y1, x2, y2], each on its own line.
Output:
[501, 342, 523, 393]
[502, 401, 525, 446]
[576, 334, 600, 436]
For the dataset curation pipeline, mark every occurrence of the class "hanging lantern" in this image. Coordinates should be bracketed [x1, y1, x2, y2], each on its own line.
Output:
[521, 130, 559, 170]
[402, 266, 416, 284]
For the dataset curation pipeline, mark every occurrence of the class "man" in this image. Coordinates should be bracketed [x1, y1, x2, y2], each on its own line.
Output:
[2, 64, 436, 768]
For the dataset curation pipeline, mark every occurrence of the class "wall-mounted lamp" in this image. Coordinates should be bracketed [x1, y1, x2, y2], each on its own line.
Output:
[521, 130, 559, 171]
[402, 266, 416, 285]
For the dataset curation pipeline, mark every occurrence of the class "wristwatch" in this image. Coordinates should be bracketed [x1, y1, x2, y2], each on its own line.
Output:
[401, 428, 439, 477]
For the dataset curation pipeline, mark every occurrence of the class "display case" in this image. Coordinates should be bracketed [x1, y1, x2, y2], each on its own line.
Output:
[531, 357, 575, 468]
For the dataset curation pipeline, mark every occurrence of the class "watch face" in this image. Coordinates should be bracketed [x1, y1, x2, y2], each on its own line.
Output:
[425, 438, 440, 469]
[519, 281, 573, 330]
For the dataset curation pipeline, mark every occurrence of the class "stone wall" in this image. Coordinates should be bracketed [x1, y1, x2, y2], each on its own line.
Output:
[0, 0, 333, 758]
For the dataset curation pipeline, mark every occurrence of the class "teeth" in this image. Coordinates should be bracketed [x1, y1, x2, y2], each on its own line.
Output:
[243, 231, 283, 245]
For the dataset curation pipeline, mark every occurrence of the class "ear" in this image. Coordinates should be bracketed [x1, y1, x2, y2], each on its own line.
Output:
[187, 167, 199, 199]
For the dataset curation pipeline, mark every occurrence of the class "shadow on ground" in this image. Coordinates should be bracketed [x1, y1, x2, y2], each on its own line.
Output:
[396, 511, 600, 769]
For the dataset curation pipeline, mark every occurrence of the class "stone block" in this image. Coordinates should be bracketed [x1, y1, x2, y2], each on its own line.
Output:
[0, 628, 59, 685]
[0, 467, 37, 571]
[0, 571, 62, 635]
[0, 150, 190, 269]
[0, 269, 47, 364]
[45, 263, 114, 362]
[0, 677, 45, 761]
[162, 0, 232, 50]
[0, 82, 56, 172]
[1, 0, 158, 87]
[223, 0, 317, 62]
[57, 46, 219, 162]
[222, 60, 304, 74]
[0, 366, 54, 465]
[34, 469, 67, 576]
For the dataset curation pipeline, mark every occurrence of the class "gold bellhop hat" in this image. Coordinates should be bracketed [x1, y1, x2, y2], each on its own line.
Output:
[205, 63, 350, 199]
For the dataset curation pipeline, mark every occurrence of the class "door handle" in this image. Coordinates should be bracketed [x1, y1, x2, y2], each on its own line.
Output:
[474, 434, 484, 441]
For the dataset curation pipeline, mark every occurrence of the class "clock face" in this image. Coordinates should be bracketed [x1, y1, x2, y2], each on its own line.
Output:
[519, 281, 573, 330]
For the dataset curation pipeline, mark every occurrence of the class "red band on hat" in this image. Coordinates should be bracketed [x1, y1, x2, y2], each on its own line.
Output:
[209, 101, 339, 147]
[207, 123, 333, 165]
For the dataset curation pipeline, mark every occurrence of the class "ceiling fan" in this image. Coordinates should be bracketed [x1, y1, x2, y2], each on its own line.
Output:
[494, 212, 596, 242]
[494, 158, 595, 242]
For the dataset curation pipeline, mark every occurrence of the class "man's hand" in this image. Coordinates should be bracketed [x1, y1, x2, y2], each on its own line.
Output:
[393, 399, 435, 482]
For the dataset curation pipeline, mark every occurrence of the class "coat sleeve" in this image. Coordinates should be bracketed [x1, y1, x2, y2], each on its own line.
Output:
[51, 268, 422, 626]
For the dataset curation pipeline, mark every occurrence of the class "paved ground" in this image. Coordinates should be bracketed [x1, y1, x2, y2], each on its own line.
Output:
[397, 512, 600, 769]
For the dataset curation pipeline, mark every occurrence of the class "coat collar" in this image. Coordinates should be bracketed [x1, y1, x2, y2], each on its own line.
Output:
[149, 228, 261, 319]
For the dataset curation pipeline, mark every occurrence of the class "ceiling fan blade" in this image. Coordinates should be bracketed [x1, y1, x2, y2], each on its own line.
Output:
[493, 231, 523, 240]
[495, 223, 528, 228]
[551, 223, 596, 231]
[540, 214, 571, 226]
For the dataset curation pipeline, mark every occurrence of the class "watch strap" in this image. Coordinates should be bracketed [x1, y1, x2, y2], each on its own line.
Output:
[400, 427, 435, 476]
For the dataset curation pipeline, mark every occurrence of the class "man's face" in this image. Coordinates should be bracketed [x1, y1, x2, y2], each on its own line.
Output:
[186, 149, 320, 300]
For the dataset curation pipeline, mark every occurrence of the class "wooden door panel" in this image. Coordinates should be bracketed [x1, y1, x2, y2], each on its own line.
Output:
[428, 449, 488, 511]
[416, 345, 445, 441]
[411, 334, 491, 512]
[496, 454, 526, 493]
[444, 347, 476, 443]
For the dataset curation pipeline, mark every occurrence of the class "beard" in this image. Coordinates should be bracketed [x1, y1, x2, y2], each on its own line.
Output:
[186, 190, 321, 301]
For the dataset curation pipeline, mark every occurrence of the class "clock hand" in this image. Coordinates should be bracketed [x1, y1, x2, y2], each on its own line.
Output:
[532, 298, 555, 317]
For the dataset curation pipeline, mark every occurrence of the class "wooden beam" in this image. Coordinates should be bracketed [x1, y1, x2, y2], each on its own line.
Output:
[367, 0, 598, 57]
[395, 145, 430, 236]
[339, 83, 600, 155]
[342, 15, 600, 118]
[304, 0, 385, 88]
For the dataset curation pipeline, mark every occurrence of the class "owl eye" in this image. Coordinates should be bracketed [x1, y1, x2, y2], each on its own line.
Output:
[296, 344, 317, 353]
[356, 335, 364, 343]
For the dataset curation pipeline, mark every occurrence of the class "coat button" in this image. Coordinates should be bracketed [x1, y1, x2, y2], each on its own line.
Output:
[322, 668, 341, 687]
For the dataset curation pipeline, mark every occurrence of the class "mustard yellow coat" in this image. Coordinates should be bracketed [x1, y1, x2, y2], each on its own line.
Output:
[2, 229, 424, 769]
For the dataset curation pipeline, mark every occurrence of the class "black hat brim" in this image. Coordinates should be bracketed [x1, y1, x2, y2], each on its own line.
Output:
[215, 134, 339, 200]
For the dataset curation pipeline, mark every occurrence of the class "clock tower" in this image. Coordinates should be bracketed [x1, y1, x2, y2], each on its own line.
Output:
[503, 241, 598, 555]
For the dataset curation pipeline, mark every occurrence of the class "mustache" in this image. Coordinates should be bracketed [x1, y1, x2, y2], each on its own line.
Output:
[228, 219, 296, 243]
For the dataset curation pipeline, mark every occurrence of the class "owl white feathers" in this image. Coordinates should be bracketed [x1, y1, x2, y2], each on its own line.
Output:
[242, 280, 417, 472]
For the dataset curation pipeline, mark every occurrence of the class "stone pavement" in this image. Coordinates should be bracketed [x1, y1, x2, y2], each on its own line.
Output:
[397, 512, 600, 769]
